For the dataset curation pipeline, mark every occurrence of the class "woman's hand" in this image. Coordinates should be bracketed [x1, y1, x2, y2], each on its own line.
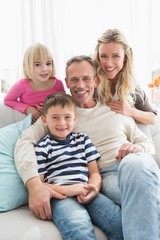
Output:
[107, 100, 135, 117]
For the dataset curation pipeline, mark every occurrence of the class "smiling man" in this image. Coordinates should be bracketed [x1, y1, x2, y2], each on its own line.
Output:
[15, 55, 160, 240]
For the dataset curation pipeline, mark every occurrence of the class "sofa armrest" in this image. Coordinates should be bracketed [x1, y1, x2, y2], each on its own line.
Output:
[152, 133, 160, 167]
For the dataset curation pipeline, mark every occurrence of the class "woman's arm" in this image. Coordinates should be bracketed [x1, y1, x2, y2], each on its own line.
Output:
[107, 85, 157, 125]
[107, 100, 157, 125]
[130, 107, 157, 125]
[132, 85, 157, 125]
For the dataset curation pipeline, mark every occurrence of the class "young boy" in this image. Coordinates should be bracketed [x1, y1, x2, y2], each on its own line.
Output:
[35, 92, 123, 240]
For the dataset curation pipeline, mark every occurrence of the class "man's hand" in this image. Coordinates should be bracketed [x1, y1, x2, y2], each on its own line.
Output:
[115, 142, 142, 160]
[27, 177, 65, 220]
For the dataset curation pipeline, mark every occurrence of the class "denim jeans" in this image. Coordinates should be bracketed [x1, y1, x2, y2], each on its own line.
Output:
[101, 153, 160, 240]
[50, 192, 123, 240]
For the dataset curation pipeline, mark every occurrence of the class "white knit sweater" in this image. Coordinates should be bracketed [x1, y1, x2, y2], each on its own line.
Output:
[15, 102, 155, 183]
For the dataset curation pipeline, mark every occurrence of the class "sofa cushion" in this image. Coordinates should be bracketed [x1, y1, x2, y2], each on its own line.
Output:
[0, 115, 32, 212]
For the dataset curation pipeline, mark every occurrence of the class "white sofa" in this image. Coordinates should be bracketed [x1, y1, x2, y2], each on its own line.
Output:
[0, 103, 160, 240]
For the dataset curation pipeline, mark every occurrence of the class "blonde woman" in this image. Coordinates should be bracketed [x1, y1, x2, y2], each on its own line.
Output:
[4, 43, 65, 122]
[93, 29, 157, 125]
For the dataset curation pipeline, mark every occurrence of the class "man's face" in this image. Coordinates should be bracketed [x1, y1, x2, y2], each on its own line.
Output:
[65, 61, 98, 108]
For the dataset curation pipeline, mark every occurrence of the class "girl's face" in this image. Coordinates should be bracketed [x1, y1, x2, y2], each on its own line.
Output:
[42, 105, 76, 140]
[32, 59, 53, 82]
[98, 42, 125, 82]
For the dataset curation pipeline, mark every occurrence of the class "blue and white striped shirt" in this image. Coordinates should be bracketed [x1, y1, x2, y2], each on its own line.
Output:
[35, 132, 100, 186]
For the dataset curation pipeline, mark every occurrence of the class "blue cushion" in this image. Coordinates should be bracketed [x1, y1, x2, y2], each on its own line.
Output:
[0, 115, 32, 212]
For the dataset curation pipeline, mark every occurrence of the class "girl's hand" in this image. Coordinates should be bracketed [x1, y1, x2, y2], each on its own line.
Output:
[36, 104, 43, 113]
[25, 106, 41, 123]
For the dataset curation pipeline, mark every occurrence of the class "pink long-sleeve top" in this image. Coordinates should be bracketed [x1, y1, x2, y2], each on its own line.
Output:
[4, 78, 65, 113]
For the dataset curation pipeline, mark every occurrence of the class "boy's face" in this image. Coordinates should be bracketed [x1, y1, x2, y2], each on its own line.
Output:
[65, 61, 98, 108]
[41, 105, 76, 140]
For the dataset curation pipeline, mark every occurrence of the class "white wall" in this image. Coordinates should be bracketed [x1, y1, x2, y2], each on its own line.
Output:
[0, 0, 159, 101]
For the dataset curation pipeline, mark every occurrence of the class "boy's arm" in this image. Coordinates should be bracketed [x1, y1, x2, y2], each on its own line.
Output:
[44, 182, 89, 197]
[77, 160, 102, 204]
[88, 160, 101, 192]
[38, 163, 88, 197]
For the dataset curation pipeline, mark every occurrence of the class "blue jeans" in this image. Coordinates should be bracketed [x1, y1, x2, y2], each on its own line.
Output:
[50, 193, 123, 240]
[101, 153, 160, 240]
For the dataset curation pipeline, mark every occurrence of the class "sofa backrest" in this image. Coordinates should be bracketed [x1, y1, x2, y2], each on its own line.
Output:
[0, 102, 160, 166]
[0, 103, 26, 128]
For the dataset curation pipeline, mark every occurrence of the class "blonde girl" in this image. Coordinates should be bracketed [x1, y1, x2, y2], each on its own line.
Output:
[4, 43, 65, 122]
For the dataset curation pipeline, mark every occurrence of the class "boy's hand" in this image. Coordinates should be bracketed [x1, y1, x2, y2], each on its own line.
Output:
[77, 184, 98, 204]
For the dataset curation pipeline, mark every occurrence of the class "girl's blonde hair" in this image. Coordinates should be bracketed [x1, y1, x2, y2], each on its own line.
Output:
[23, 43, 55, 79]
[93, 29, 137, 105]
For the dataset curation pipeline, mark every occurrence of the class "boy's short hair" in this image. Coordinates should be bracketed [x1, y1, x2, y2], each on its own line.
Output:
[42, 92, 76, 116]
[23, 43, 55, 79]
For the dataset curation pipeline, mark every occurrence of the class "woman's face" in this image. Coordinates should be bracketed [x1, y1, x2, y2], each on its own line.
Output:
[98, 42, 125, 82]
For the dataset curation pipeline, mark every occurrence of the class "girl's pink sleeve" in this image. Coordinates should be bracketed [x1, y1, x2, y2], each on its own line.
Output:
[4, 80, 29, 113]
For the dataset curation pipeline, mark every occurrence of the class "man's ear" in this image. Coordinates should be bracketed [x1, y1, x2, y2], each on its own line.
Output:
[65, 77, 70, 89]
[41, 115, 47, 126]
[75, 114, 78, 121]
[73, 114, 78, 125]
[94, 76, 99, 88]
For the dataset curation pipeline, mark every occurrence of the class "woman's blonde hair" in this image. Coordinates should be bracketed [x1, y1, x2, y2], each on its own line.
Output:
[23, 43, 55, 79]
[93, 29, 137, 105]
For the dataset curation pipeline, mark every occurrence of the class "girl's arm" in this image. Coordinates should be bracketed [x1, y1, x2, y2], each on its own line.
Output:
[4, 80, 29, 113]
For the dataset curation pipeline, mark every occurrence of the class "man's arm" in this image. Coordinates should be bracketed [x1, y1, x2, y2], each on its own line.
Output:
[14, 117, 56, 220]
[14, 117, 48, 183]
[26, 176, 66, 220]
[128, 118, 155, 154]
[116, 116, 156, 160]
